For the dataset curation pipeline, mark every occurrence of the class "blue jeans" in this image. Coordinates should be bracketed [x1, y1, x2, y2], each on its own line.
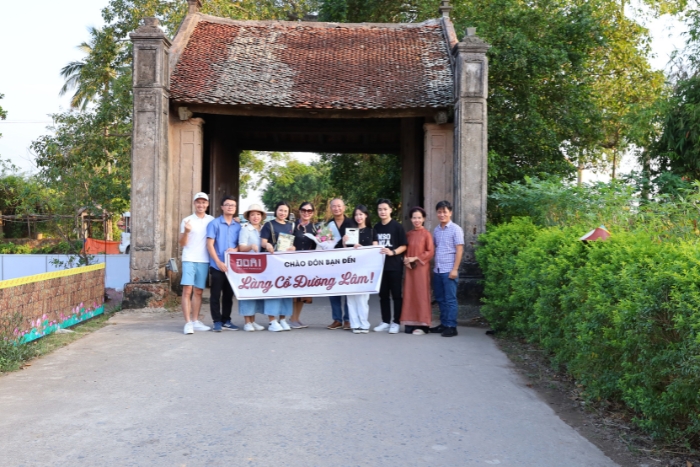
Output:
[433, 272, 458, 328]
[329, 296, 349, 322]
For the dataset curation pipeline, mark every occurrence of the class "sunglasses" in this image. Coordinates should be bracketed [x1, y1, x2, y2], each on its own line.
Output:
[300, 208, 314, 213]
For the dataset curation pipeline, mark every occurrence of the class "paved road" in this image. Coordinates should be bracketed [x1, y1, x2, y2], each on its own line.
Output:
[1, 297, 617, 466]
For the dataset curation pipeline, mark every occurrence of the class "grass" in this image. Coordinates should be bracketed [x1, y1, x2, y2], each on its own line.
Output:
[0, 304, 120, 375]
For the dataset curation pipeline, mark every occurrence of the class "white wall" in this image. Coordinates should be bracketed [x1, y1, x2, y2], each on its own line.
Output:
[0, 254, 130, 290]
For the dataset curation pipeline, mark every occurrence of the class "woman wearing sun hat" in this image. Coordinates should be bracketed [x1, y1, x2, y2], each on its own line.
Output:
[237, 204, 267, 332]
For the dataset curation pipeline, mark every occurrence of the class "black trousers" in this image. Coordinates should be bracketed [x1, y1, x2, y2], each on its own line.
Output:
[209, 267, 233, 324]
[379, 269, 403, 324]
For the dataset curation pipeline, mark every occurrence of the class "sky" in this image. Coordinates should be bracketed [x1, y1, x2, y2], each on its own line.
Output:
[0, 1, 690, 193]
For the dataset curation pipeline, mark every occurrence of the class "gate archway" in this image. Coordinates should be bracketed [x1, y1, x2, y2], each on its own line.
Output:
[124, 0, 489, 305]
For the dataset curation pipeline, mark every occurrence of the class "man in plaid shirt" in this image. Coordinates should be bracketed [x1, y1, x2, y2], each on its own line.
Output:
[430, 200, 464, 337]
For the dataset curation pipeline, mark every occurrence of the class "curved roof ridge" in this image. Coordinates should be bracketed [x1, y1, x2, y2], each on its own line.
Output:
[194, 13, 442, 30]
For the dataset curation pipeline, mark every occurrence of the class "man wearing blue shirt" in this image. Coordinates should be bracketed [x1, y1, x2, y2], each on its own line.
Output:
[206, 196, 242, 332]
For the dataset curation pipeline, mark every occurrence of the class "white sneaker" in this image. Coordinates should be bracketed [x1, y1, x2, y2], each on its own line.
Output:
[243, 323, 256, 332]
[373, 322, 390, 332]
[279, 319, 291, 331]
[389, 323, 400, 334]
[252, 322, 265, 331]
[183, 322, 194, 335]
[268, 320, 284, 332]
[192, 320, 211, 332]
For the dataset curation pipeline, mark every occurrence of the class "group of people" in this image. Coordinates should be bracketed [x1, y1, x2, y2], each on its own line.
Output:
[178, 192, 464, 338]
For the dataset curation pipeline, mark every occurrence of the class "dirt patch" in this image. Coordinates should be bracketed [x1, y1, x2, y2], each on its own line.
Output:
[493, 335, 699, 467]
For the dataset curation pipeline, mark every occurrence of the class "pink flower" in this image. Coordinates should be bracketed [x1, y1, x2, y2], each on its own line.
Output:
[42, 314, 47, 320]
[13, 328, 18, 335]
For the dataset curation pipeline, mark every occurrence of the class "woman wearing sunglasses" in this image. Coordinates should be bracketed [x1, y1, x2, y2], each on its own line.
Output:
[288, 201, 318, 329]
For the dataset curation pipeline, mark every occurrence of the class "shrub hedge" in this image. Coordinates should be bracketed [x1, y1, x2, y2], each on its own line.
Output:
[476, 217, 700, 445]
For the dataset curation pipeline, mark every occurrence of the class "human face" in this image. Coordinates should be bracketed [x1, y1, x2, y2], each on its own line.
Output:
[299, 204, 314, 222]
[330, 199, 345, 217]
[411, 211, 424, 229]
[248, 211, 262, 226]
[354, 209, 367, 228]
[276, 205, 289, 222]
[436, 207, 452, 226]
[377, 203, 392, 221]
[222, 200, 236, 217]
[193, 198, 208, 214]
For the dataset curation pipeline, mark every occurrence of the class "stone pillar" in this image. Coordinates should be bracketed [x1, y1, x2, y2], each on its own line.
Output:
[453, 29, 489, 262]
[123, 18, 173, 308]
[168, 115, 205, 286]
[452, 28, 489, 313]
[423, 123, 454, 232]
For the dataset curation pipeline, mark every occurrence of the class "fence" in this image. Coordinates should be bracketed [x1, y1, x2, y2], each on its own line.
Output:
[0, 254, 130, 290]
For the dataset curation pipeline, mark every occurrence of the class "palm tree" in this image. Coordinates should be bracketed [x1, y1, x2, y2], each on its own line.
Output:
[59, 27, 123, 110]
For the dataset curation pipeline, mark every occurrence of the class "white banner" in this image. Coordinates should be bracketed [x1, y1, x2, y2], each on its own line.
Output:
[226, 246, 385, 300]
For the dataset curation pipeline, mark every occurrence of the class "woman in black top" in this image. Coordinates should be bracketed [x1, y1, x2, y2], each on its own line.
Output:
[289, 201, 317, 329]
[343, 205, 378, 333]
[260, 201, 295, 332]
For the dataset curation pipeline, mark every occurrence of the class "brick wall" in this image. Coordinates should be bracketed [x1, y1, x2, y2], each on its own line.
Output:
[0, 264, 105, 343]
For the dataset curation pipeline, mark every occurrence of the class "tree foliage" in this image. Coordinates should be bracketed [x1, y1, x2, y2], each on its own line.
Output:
[320, 153, 401, 215]
[261, 160, 334, 215]
[320, 0, 667, 187]
[59, 27, 125, 110]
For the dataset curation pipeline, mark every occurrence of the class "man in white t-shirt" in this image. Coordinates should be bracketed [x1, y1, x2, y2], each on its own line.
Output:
[179, 192, 215, 335]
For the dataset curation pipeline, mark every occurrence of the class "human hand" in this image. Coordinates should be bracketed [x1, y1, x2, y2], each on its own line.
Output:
[226, 247, 236, 253]
[251, 245, 259, 252]
[380, 247, 392, 255]
[449, 269, 458, 280]
[354, 244, 360, 249]
[184, 220, 192, 232]
[217, 260, 228, 272]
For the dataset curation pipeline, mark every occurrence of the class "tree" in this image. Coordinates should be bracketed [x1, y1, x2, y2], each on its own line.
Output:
[651, 75, 700, 180]
[261, 160, 334, 215]
[239, 150, 288, 198]
[319, 0, 673, 188]
[59, 27, 125, 110]
[31, 71, 132, 242]
[320, 153, 401, 218]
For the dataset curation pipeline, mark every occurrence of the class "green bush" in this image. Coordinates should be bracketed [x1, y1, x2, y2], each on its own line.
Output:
[0, 242, 32, 254]
[477, 223, 700, 445]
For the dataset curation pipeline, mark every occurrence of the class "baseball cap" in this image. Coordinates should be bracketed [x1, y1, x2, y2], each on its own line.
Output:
[193, 192, 209, 201]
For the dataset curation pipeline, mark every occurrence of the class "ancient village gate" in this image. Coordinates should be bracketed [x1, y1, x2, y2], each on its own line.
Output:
[124, 0, 488, 306]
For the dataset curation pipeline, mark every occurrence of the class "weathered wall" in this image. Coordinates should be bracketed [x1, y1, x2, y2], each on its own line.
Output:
[168, 115, 205, 284]
[0, 264, 105, 343]
[423, 123, 455, 232]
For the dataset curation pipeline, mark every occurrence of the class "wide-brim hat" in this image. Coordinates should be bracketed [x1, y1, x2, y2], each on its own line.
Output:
[243, 204, 266, 220]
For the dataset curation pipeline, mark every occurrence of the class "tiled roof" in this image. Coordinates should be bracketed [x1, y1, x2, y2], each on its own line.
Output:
[170, 16, 454, 110]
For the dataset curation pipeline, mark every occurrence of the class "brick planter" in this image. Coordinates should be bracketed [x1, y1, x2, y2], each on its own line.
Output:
[0, 264, 105, 343]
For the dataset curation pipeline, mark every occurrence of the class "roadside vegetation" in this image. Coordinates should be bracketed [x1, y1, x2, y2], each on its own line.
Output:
[477, 176, 700, 447]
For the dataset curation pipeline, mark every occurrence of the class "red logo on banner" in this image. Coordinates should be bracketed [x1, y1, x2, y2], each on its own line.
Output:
[230, 254, 267, 274]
